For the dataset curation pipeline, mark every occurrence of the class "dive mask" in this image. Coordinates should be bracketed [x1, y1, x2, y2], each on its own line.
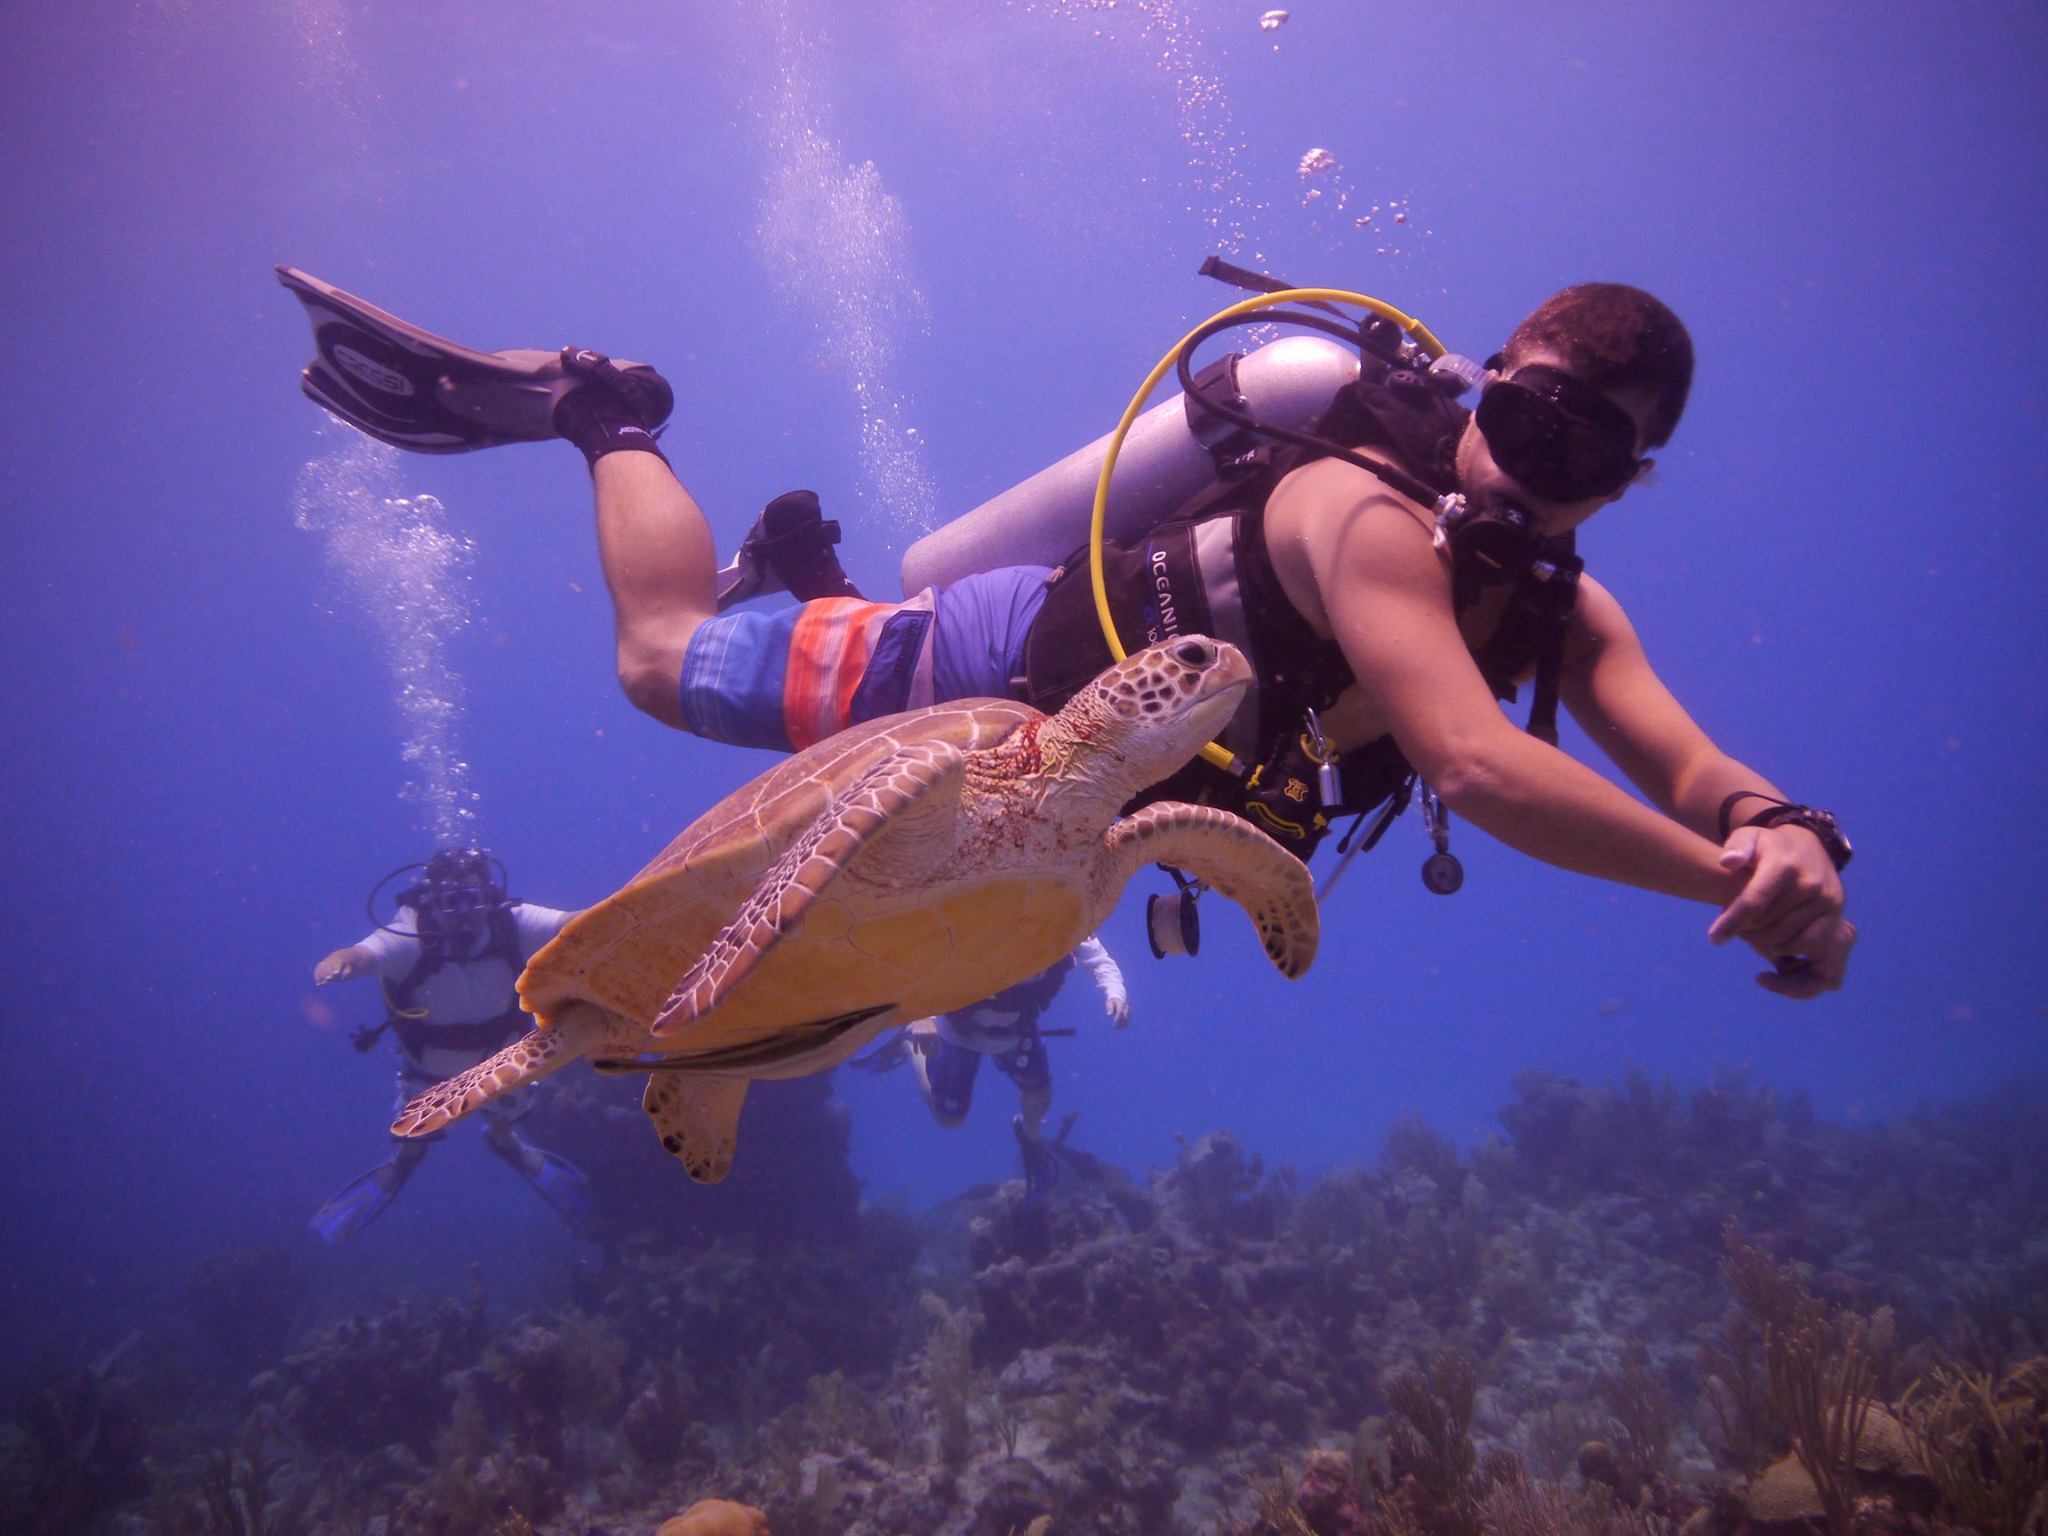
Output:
[1475, 364, 1642, 503]
[413, 847, 503, 927]
[423, 881, 492, 924]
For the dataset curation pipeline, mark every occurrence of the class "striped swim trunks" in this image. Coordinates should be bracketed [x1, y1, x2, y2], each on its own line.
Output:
[677, 566, 1050, 753]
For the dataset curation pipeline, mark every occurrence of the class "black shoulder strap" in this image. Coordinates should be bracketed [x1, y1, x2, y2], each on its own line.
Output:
[1467, 539, 1583, 743]
[1312, 357, 1469, 496]
[1231, 499, 1351, 721]
[484, 903, 524, 968]
[386, 920, 441, 1013]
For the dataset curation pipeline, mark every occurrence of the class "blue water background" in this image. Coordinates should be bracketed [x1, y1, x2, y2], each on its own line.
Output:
[2, 1, 2043, 1366]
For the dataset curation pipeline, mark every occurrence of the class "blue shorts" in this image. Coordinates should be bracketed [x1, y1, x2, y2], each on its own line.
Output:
[678, 566, 1051, 751]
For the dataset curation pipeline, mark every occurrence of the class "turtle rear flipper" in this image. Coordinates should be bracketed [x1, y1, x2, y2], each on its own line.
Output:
[391, 1003, 614, 1138]
[643, 1075, 750, 1184]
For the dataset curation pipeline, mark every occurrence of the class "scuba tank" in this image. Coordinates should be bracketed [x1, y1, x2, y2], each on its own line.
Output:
[899, 334, 1361, 593]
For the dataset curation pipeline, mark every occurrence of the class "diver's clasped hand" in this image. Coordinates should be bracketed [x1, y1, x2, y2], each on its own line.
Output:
[1707, 824, 1855, 998]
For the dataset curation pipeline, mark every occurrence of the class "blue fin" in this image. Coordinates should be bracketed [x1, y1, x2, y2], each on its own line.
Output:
[309, 1154, 416, 1244]
[518, 1147, 594, 1229]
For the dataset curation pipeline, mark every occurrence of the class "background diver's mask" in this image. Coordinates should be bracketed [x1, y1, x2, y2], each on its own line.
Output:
[406, 847, 504, 935]
[1474, 362, 1642, 503]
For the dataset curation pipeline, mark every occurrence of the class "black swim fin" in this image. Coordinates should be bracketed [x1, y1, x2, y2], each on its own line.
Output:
[715, 488, 865, 610]
[1014, 1115, 1061, 1203]
[276, 266, 672, 454]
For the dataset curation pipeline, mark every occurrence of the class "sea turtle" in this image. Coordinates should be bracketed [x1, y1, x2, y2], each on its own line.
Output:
[391, 636, 1319, 1182]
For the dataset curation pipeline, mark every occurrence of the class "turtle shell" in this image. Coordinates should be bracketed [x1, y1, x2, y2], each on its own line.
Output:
[519, 698, 1043, 1034]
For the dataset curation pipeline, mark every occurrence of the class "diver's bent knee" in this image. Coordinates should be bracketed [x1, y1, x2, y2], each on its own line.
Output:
[617, 645, 690, 729]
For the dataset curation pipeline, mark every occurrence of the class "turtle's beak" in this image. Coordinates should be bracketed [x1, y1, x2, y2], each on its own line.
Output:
[1185, 671, 1250, 742]
[1183, 638, 1252, 721]
[1199, 642, 1253, 696]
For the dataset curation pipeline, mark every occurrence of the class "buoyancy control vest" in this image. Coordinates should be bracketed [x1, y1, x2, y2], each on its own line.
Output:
[940, 953, 1077, 1054]
[1020, 352, 1581, 860]
[380, 903, 530, 1058]
[979, 954, 1075, 1021]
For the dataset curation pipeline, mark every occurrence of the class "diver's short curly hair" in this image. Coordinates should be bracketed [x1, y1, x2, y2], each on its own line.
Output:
[1505, 283, 1694, 448]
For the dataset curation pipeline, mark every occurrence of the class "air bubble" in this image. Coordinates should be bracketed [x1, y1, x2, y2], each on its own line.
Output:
[295, 427, 481, 843]
[753, 0, 938, 535]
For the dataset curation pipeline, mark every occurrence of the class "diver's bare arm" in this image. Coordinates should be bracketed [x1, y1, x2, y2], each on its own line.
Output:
[1314, 506, 1744, 903]
[1560, 579, 1853, 992]
[1553, 579, 1797, 830]
[591, 450, 720, 729]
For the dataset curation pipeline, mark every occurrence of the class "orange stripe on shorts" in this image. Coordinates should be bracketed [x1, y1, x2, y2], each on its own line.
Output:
[784, 598, 888, 750]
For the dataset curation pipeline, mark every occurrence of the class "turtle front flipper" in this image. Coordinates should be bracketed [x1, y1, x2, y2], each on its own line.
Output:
[391, 1002, 615, 1138]
[1099, 803, 1321, 978]
[651, 740, 967, 1037]
[642, 1075, 750, 1184]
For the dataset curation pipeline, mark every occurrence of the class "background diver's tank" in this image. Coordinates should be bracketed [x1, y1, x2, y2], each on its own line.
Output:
[899, 334, 1360, 594]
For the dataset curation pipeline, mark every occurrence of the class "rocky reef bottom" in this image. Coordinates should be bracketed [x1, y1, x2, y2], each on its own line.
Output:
[5, 1068, 2045, 1536]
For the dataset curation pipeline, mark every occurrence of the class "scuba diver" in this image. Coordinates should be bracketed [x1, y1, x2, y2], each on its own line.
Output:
[309, 847, 591, 1242]
[278, 264, 1853, 997]
[855, 936, 1129, 1199]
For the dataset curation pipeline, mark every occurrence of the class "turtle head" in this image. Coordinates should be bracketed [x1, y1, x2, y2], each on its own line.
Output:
[1051, 636, 1252, 794]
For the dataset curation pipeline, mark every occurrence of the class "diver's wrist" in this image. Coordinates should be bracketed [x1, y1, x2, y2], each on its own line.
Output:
[1745, 804, 1853, 872]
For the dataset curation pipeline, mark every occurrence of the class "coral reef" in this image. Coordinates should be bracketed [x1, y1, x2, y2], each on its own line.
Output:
[260, 1274, 491, 1457]
[1901, 1357, 2048, 1536]
[4, 1070, 2044, 1535]
[0, 1332, 151, 1535]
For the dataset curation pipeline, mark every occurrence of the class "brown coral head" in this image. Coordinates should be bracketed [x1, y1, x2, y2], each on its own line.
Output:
[1745, 1454, 1825, 1524]
[656, 1497, 771, 1536]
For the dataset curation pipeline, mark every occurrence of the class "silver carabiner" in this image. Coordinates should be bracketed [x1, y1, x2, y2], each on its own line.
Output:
[1304, 707, 1343, 809]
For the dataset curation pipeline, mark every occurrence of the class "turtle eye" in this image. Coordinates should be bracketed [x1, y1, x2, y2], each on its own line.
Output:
[1173, 639, 1215, 667]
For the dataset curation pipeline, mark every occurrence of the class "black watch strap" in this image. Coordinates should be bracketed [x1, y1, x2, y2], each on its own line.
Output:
[1743, 803, 1853, 872]
[1718, 790, 1787, 841]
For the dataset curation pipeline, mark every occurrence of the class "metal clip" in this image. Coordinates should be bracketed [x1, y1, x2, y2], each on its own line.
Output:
[1418, 782, 1464, 895]
[1305, 708, 1342, 808]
